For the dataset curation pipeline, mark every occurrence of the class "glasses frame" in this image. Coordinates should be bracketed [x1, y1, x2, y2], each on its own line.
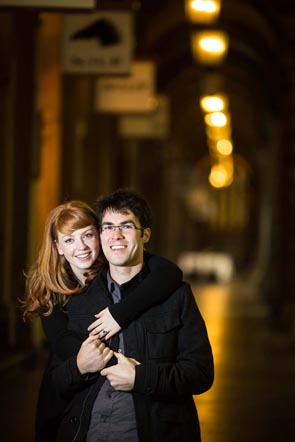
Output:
[100, 223, 145, 234]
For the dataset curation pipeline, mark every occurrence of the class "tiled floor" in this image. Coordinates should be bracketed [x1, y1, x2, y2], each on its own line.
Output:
[1, 280, 294, 441]
[194, 281, 295, 442]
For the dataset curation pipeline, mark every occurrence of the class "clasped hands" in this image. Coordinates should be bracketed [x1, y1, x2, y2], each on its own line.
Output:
[76, 307, 140, 391]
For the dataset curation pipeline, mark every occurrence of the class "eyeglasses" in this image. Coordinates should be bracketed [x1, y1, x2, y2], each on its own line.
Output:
[100, 223, 145, 233]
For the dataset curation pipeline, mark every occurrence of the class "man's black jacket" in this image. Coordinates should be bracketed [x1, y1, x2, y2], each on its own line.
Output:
[38, 267, 214, 442]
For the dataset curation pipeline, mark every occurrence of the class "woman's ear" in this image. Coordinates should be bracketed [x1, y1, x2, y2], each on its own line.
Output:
[54, 240, 64, 255]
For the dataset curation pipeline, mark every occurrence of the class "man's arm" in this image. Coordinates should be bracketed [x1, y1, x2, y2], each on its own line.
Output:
[133, 284, 214, 398]
[98, 284, 213, 398]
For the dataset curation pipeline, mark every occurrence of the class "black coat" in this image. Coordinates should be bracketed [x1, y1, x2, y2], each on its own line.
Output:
[36, 254, 185, 441]
[45, 268, 214, 442]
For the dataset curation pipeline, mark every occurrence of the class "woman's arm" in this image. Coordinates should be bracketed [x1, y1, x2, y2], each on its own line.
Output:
[88, 253, 183, 339]
[41, 303, 82, 360]
[111, 253, 183, 325]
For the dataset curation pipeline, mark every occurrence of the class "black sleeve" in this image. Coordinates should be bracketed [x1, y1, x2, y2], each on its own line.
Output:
[108, 252, 183, 327]
[41, 304, 82, 360]
[133, 283, 214, 397]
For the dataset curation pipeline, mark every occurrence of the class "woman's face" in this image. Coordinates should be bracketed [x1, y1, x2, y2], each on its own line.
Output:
[56, 224, 99, 283]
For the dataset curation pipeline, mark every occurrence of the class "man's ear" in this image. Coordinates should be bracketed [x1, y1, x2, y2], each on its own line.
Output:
[143, 228, 151, 244]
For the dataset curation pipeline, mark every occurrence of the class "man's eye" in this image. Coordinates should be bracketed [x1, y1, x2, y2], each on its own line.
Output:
[105, 226, 113, 231]
[123, 224, 134, 230]
[101, 225, 113, 232]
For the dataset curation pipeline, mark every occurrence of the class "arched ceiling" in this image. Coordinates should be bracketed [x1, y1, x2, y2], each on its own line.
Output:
[132, 0, 294, 168]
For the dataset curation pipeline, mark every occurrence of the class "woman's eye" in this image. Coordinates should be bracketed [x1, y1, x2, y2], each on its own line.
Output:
[65, 238, 73, 244]
[84, 233, 93, 239]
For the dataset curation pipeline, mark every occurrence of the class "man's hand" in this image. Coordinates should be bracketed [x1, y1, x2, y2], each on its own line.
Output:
[76, 334, 114, 375]
[87, 307, 121, 341]
[100, 352, 140, 391]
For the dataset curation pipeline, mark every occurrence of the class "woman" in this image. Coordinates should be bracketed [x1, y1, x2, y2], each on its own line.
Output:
[23, 200, 183, 441]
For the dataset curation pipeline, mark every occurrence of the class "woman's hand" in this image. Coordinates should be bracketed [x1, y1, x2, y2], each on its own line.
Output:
[87, 307, 122, 341]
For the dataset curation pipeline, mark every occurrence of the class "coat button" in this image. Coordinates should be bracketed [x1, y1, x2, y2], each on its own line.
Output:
[70, 416, 79, 425]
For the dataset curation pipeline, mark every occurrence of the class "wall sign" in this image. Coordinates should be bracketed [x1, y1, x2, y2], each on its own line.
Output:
[118, 95, 170, 138]
[62, 11, 134, 74]
[95, 61, 156, 113]
[0, 0, 96, 7]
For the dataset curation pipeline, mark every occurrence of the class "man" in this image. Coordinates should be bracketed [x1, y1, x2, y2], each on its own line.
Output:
[52, 189, 214, 442]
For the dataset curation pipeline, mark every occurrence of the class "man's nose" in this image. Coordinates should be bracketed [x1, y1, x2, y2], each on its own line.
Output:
[111, 226, 124, 237]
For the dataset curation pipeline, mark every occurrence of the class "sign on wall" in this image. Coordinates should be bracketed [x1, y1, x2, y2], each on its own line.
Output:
[118, 95, 170, 139]
[62, 11, 134, 75]
[0, 0, 95, 7]
[95, 61, 156, 113]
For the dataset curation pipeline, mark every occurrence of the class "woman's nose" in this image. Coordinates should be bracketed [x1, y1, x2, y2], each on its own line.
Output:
[77, 238, 87, 249]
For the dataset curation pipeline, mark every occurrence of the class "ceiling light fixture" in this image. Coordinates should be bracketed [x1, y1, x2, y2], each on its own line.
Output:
[191, 30, 229, 64]
[185, 0, 221, 24]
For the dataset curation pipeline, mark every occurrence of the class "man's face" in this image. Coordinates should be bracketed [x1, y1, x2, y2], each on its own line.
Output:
[100, 209, 151, 269]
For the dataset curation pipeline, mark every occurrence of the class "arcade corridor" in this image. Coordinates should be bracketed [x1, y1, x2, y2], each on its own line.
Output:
[0, 1, 294, 440]
[1, 279, 294, 442]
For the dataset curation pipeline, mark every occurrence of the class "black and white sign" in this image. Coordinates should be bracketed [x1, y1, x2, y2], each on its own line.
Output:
[0, 0, 95, 7]
[62, 11, 134, 75]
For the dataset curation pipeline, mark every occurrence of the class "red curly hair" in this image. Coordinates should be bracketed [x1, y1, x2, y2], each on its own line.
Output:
[23, 200, 104, 320]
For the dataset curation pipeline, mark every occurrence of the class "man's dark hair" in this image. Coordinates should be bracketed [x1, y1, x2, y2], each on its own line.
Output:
[95, 188, 153, 229]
